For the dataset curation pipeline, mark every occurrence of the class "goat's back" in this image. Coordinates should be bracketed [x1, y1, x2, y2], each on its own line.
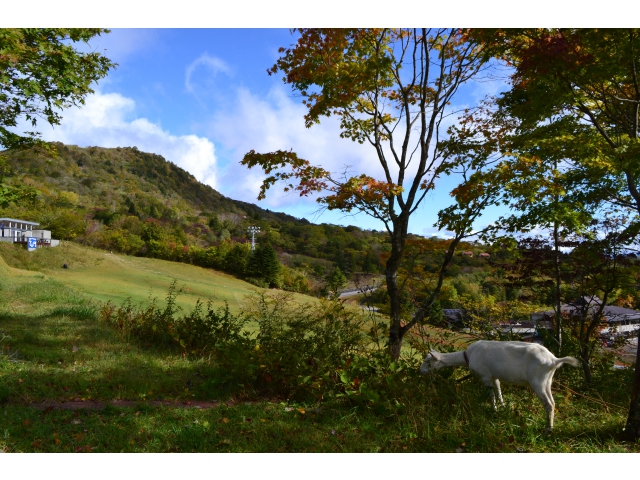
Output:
[466, 341, 562, 385]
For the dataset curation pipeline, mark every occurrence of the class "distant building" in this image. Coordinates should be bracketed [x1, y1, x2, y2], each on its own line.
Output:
[478, 252, 491, 258]
[0, 218, 59, 247]
[443, 306, 550, 343]
[499, 320, 552, 344]
[461, 251, 474, 257]
[537, 296, 640, 339]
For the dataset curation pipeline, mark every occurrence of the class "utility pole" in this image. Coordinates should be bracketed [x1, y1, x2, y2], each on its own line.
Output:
[247, 226, 260, 252]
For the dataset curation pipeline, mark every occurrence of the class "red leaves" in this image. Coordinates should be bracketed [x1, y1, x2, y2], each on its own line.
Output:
[514, 30, 593, 79]
[267, 29, 396, 127]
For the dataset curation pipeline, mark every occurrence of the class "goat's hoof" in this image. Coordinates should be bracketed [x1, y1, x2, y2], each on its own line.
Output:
[544, 428, 553, 435]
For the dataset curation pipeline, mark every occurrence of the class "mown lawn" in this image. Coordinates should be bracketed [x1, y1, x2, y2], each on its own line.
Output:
[0, 242, 312, 313]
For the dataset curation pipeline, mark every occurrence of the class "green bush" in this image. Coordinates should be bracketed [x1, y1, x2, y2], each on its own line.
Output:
[99, 284, 392, 401]
[240, 292, 368, 398]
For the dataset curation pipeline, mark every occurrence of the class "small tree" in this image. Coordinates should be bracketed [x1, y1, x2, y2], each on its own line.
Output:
[325, 266, 347, 298]
[248, 243, 282, 288]
[242, 29, 496, 359]
[561, 219, 637, 384]
[472, 27, 640, 439]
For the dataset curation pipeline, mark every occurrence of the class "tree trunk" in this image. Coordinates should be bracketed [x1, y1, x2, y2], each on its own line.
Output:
[624, 336, 640, 441]
[553, 221, 563, 354]
[624, 172, 640, 440]
[579, 343, 592, 385]
[385, 218, 408, 360]
[385, 217, 464, 360]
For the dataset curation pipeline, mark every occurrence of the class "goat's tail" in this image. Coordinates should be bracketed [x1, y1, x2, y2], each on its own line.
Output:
[555, 356, 581, 369]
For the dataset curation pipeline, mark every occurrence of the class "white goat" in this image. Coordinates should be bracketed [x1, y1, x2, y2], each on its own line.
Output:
[420, 340, 581, 433]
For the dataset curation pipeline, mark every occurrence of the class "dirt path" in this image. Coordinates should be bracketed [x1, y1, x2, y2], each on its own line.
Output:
[26, 399, 260, 411]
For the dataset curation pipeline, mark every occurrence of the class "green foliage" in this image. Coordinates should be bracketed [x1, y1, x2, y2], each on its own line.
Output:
[247, 243, 282, 288]
[225, 242, 251, 276]
[0, 29, 115, 149]
[324, 266, 347, 298]
[45, 211, 86, 240]
[99, 280, 250, 356]
[280, 265, 311, 294]
[0, 154, 37, 208]
[99, 286, 375, 401]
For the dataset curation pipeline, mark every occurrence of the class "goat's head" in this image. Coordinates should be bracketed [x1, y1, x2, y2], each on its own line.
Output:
[420, 350, 444, 375]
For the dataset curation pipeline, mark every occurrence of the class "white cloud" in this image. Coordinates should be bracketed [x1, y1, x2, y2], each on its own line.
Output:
[206, 83, 485, 236]
[422, 226, 456, 239]
[36, 91, 219, 189]
[185, 54, 232, 95]
[208, 85, 381, 209]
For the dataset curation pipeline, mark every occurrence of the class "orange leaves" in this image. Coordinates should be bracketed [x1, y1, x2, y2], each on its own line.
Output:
[420, 178, 435, 191]
[241, 149, 330, 200]
[242, 146, 404, 221]
[322, 175, 402, 214]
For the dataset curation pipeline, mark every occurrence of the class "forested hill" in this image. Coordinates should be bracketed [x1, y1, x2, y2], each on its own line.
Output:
[0, 143, 391, 291]
[3, 142, 306, 226]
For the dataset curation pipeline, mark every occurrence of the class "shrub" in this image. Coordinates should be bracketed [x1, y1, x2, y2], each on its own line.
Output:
[45, 211, 86, 240]
[240, 292, 368, 397]
[99, 284, 382, 400]
[99, 280, 248, 354]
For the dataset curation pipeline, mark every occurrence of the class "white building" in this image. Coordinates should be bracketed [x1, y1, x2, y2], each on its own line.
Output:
[0, 218, 59, 247]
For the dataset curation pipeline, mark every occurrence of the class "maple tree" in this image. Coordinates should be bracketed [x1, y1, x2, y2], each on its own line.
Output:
[470, 27, 640, 440]
[444, 102, 596, 353]
[242, 29, 496, 358]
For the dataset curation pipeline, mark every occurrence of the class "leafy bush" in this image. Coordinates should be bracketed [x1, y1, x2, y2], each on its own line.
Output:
[99, 284, 400, 401]
[240, 292, 368, 398]
[99, 280, 249, 355]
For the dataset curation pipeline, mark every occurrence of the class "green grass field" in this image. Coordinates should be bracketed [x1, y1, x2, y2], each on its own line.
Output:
[1, 242, 639, 453]
[0, 242, 312, 313]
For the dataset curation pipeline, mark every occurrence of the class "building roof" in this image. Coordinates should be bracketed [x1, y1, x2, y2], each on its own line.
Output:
[0, 218, 40, 226]
[539, 303, 640, 323]
[569, 295, 603, 307]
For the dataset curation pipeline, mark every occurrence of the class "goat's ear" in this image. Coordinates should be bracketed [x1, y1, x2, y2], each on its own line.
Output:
[429, 350, 441, 360]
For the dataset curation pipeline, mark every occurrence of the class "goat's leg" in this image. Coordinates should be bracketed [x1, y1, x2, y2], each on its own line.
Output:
[531, 380, 555, 434]
[492, 379, 505, 407]
[544, 376, 556, 431]
[482, 378, 498, 410]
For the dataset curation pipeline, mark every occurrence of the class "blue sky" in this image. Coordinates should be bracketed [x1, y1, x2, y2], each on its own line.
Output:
[15, 27, 511, 236]
[7, 4, 610, 237]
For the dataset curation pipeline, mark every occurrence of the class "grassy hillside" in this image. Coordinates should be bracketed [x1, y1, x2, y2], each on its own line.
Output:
[0, 242, 312, 313]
